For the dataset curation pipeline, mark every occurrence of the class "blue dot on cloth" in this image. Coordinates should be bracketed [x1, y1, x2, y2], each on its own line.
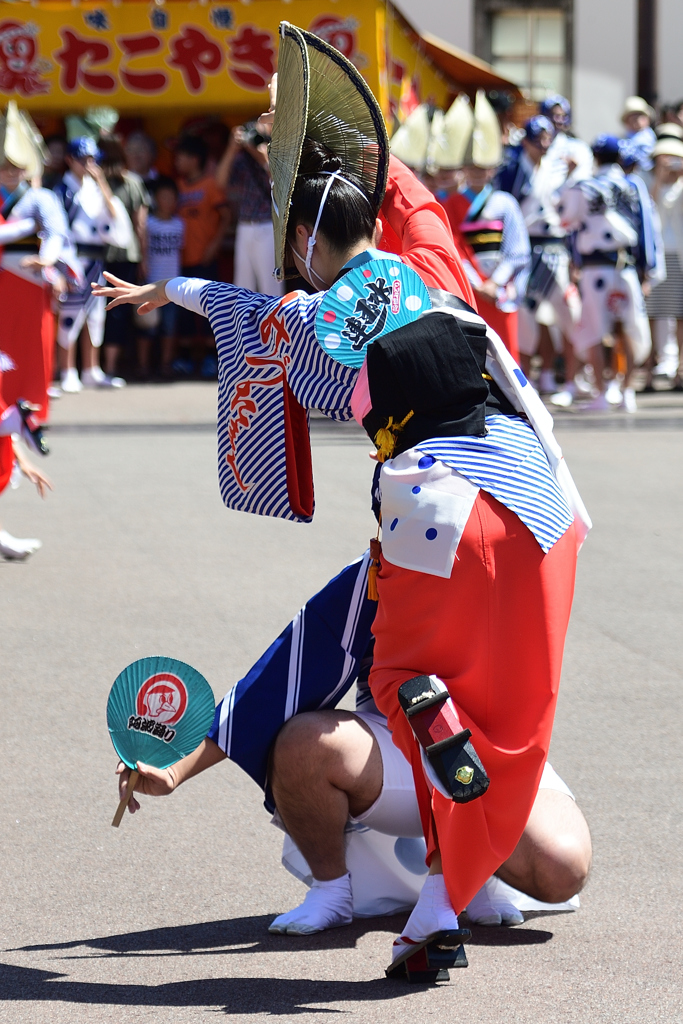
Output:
[418, 455, 435, 469]
[513, 367, 528, 387]
[390, 518, 398, 531]
[425, 528, 438, 541]
[412, 485, 421, 494]
[595, 277, 605, 290]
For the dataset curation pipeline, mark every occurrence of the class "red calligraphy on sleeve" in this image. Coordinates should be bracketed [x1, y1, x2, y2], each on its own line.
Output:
[167, 26, 222, 94]
[55, 29, 116, 94]
[227, 25, 274, 91]
[118, 34, 168, 94]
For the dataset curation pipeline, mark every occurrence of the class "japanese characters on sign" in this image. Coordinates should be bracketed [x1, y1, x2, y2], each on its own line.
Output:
[0, 4, 376, 111]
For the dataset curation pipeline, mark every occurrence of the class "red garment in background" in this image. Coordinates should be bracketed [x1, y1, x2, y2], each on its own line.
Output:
[0, 238, 54, 422]
[441, 191, 519, 362]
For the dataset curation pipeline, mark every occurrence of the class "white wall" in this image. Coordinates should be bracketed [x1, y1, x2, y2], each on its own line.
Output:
[572, 0, 636, 142]
[392, 0, 473, 52]
[658, 0, 683, 105]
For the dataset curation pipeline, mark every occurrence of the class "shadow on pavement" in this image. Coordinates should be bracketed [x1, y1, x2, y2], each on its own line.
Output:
[0, 962, 434, 1014]
[8, 913, 553, 960]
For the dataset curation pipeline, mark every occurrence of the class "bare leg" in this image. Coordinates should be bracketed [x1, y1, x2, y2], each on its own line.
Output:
[103, 344, 120, 376]
[80, 324, 97, 372]
[270, 710, 382, 881]
[496, 789, 592, 902]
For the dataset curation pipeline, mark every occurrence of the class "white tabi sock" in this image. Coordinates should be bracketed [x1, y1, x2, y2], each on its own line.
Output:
[0, 530, 42, 560]
[466, 877, 524, 926]
[391, 874, 459, 963]
[268, 872, 353, 935]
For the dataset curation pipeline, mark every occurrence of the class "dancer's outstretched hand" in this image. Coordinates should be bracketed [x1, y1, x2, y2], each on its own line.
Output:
[116, 760, 177, 814]
[92, 273, 169, 314]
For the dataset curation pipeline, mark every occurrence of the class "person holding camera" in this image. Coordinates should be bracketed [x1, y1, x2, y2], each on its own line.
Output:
[217, 119, 283, 297]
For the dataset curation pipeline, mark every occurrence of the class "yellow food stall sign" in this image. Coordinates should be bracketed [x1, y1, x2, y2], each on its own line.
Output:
[0, 1, 451, 117]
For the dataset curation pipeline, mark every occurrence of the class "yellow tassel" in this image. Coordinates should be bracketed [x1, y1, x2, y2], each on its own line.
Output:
[373, 410, 414, 463]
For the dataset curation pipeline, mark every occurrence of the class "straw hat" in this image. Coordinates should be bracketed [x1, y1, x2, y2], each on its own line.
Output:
[269, 22, 389, 281]
[655, 122, 683, 140]
[427, 90, 501, 170]
[621, 96, 655, 123]
[652, 137, 683, 160]
[0, 101, 48, 179]
[427, 94, 473, 170]
[389, 104, 432, 170]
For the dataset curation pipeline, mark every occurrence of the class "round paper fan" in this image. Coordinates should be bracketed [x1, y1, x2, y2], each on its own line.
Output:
[316, 258, 431, 368]
[107, 656, 215, 772]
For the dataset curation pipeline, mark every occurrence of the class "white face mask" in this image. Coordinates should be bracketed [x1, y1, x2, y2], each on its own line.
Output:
[289, 170, 372, 288]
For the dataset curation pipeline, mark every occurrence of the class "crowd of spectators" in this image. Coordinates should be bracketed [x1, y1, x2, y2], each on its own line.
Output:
[40, 119, 277, 391]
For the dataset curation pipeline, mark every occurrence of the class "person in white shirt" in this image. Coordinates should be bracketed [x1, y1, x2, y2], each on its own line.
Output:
[137, 177, 185, 378]
[495, 116, 581, 393]
[53, 137, 133, 393]
[560, 135, 652, 412]
[539, 95, 593, 187]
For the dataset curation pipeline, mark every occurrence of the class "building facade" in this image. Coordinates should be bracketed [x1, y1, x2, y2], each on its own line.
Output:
[395, 0, 683, 141]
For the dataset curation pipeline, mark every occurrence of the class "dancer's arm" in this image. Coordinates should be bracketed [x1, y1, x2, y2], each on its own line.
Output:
[116, 737, 227, 814]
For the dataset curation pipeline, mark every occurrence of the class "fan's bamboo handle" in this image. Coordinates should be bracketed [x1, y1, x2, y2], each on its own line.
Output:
[111, 769, 139, 828]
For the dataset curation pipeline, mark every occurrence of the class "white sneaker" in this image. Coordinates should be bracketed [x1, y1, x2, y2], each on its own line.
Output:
[605, 381, 622, 406]
[580, 392, 612, 412]
[60, 369, 82, 393]
[47, 385, 62, 399]
[550, 388, 574, 408]
[574, 368, 595, 395]
[538, 369, 557, 394]
[652, 360, 678, 380]
[81, 367, 126, 389]
[0, 530, 42, 560]
[621, 386, 637, 413]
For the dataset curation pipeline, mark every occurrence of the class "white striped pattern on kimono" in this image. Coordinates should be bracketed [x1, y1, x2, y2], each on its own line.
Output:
[414, 414, 574, 553]
[201, 281, 357, 522]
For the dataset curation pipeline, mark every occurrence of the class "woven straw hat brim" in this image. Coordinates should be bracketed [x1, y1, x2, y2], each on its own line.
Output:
[270, 22, 389, 281]
[390, 104, 432, 170]
[0, 101, 47, 179]
[652, 138, 683, 160]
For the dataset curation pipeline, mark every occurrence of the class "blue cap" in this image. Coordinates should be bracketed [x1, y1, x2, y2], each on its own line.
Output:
[524, 115, 555, 143]
[592, 134, 621, 161]
[67, 136, 102, 162]
[539, 95, 571, 127]
[618, 138, 640, 167]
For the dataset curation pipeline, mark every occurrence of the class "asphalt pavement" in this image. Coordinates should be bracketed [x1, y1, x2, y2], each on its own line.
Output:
[0, 383, 681, 1023]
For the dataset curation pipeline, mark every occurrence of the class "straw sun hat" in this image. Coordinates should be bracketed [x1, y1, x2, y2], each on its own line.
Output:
[390, 91, 502, 172]
[269, 22, 389, 281]
[0, 101, 48, 179]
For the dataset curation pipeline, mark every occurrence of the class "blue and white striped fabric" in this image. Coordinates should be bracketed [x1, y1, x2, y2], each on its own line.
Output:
[200, 282, 357, 522]
[415, 414, 574, 553]
[207, 551, 376, 799]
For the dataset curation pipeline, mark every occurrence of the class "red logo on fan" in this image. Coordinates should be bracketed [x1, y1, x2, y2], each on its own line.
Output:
[136, 673, 188, 726]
